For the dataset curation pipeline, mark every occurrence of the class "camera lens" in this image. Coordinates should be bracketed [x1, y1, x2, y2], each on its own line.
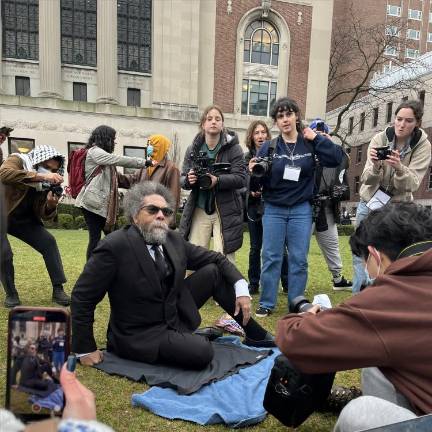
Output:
[197, 174, 212, 189]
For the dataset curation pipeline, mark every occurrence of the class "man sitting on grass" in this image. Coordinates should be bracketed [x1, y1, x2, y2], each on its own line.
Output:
[276, 202, 432, 432]
[71, 182, 275, 370]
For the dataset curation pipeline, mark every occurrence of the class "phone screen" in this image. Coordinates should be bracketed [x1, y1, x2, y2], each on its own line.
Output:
[6, 307, 70, 422]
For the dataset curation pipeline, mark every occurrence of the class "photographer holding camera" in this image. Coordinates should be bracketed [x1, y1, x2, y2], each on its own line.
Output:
[249, 98, 343, 316]
[0, 145, 70, 307]
[352, 100, 431, 293]
[179, 105, 246, 263]
[309, 119, 352, 291]
[276, 202, 432, 432]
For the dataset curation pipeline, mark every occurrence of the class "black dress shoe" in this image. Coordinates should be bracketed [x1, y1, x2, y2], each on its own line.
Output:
[194, 327, 224, 341]
[243, 332, 276, 348]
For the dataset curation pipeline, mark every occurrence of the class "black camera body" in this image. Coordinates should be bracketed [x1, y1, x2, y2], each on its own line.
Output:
[49, 184, 64, 197]
[190, 151, 231, 189]
[375, 146, 392, 160]
[315, 121, 326, 133]
[291, 296, 327, 314]
[251, 156, 272, 178]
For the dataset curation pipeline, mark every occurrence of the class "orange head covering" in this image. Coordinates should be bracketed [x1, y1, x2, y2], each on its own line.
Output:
[147, 134, 171, 176]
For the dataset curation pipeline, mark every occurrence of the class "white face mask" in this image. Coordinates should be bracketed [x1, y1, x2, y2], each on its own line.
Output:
[366, 247, 382, 280]
[37, 166, 51, 174]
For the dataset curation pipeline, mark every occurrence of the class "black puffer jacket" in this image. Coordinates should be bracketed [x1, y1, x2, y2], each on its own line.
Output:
[179, 131, 246, 254]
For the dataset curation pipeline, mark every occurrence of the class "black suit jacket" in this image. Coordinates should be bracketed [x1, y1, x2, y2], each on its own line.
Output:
[71, 225, 243, 363]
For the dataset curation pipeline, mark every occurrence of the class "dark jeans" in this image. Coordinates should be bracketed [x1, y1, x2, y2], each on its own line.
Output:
[82, 208, 109, 261]
[1, 218, 66, 293]
[248, 219, 288, 289]
[157, 263, 268, 370]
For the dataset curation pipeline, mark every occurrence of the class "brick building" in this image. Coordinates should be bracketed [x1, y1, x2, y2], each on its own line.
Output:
[326, 52, 432, 212]
[0, 0, 334, 176]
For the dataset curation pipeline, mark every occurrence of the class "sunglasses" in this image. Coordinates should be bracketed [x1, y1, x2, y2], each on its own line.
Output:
[141, 204, 174, 217]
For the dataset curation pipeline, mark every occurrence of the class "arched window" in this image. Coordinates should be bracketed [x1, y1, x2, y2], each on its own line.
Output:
[243, 20, 279, 66]
[2, 0, 39, 60]
[117, 0, 152, 73]
[61, 0, 97, 66]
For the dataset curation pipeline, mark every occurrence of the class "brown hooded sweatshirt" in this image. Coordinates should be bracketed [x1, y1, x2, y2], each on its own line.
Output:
[276, 244, 432, 415]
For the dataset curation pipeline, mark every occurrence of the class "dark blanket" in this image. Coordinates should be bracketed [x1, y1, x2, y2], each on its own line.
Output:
[94, 339, 272, 395]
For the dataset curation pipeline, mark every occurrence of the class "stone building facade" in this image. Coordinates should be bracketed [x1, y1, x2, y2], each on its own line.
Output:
[0, 0, 334, 181]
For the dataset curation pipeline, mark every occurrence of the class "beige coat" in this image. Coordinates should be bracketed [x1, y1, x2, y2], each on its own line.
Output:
[360, 128, 431, 202]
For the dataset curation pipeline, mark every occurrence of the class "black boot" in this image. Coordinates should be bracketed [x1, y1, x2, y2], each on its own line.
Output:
[52, 285, 71, 306]
[2, 283, 21, 308]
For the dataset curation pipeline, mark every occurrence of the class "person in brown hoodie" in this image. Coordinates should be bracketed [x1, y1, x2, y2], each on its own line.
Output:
[276, 202, 432, 432]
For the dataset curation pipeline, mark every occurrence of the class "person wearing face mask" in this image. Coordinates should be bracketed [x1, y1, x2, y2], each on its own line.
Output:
[127, 134, 180, 229]
[244, 120, 288, 295]
[0, 145, 69, 307]
[180, 105, 246, 263]
[352, 100, 431, 294]
[275, 202, 432, 432]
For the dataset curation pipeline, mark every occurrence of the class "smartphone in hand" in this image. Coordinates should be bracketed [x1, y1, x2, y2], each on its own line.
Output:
[5, 307, 70, 422]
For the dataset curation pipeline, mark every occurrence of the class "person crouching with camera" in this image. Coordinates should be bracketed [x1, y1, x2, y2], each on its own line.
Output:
[351, 100, 431, 294]
[0, 145, 70, 307]
[179, 105, 246, 263]
[249, 97, 344, 317]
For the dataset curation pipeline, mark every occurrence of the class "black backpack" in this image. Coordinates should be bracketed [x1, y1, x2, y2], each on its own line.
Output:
[263, 354, 335, 428]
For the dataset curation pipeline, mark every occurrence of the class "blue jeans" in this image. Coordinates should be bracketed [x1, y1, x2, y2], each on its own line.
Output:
[259, 201, 313, 310]
[352, 200, 371, 293]
[248, 218, 288, 289]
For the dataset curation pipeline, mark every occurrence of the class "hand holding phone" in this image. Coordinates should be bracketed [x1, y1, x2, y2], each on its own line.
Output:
[6, 307, 70, 422]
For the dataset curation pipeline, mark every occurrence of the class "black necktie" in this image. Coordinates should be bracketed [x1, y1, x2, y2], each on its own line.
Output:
[151, 245, 168, 282]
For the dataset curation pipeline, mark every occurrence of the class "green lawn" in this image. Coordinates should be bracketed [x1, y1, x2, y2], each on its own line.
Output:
[0, 229, 359, 431]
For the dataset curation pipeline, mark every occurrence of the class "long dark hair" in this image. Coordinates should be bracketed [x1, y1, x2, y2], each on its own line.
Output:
[245, 120, 271, 152]
[86, 125, 116, 153]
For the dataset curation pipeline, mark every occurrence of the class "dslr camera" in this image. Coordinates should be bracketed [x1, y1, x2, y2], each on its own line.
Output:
[190, 151, 231, 189]
[315, 121, 326, 133]
[375, 146, 392, 160]
[49, 184, 64, 197]
[251, 156, 272, 178]
[291, 296, 327, 314]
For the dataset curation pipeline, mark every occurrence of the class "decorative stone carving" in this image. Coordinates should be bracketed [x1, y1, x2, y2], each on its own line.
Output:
[227, 0, 232, 15]
[297, 11, 303, 25]
[262, 0, 271, 18]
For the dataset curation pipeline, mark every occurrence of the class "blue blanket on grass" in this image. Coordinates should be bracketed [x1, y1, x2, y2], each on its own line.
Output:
[131, 336, 280, 428]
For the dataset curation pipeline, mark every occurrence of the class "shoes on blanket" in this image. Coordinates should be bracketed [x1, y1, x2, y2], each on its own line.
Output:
[243, 332, 276, 348]
[215, 314, 246, 337]
[194, 327, 224, 341]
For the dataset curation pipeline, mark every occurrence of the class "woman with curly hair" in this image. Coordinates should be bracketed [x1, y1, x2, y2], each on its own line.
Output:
[244, 120, 288, 295]
[75, 125, 150, 260]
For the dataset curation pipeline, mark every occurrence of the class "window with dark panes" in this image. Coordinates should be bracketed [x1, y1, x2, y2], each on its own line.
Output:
[68, 142, 85, 156]
[117, 0, 151, 73]
[386, 102, 393, 123]
[61, 0, 97, 66]
[354, 176, 360, 194]
[419, 90, 425, 106]
[241, 79, 277, 117]
[360, 112, 365, 131]
[356, 146, 363, 163]
[2, 0, 39, 60]
[348, 117, 354, 135]
[15, 76, 30, 96]
[429, 168, 432, 190]
[8, 137, 34, 155]
[127, 88, 141, 107]
[73, 82, 87, 101]
[372, 107, 379, 127]
[244, 20, 279, 66]
[124, 146, 145, 174]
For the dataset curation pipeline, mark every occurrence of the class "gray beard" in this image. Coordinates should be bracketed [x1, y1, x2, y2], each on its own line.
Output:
[136, 221, 168, 245]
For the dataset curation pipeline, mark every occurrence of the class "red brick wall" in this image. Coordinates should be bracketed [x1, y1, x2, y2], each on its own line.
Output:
[213, 0, 312, 115]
